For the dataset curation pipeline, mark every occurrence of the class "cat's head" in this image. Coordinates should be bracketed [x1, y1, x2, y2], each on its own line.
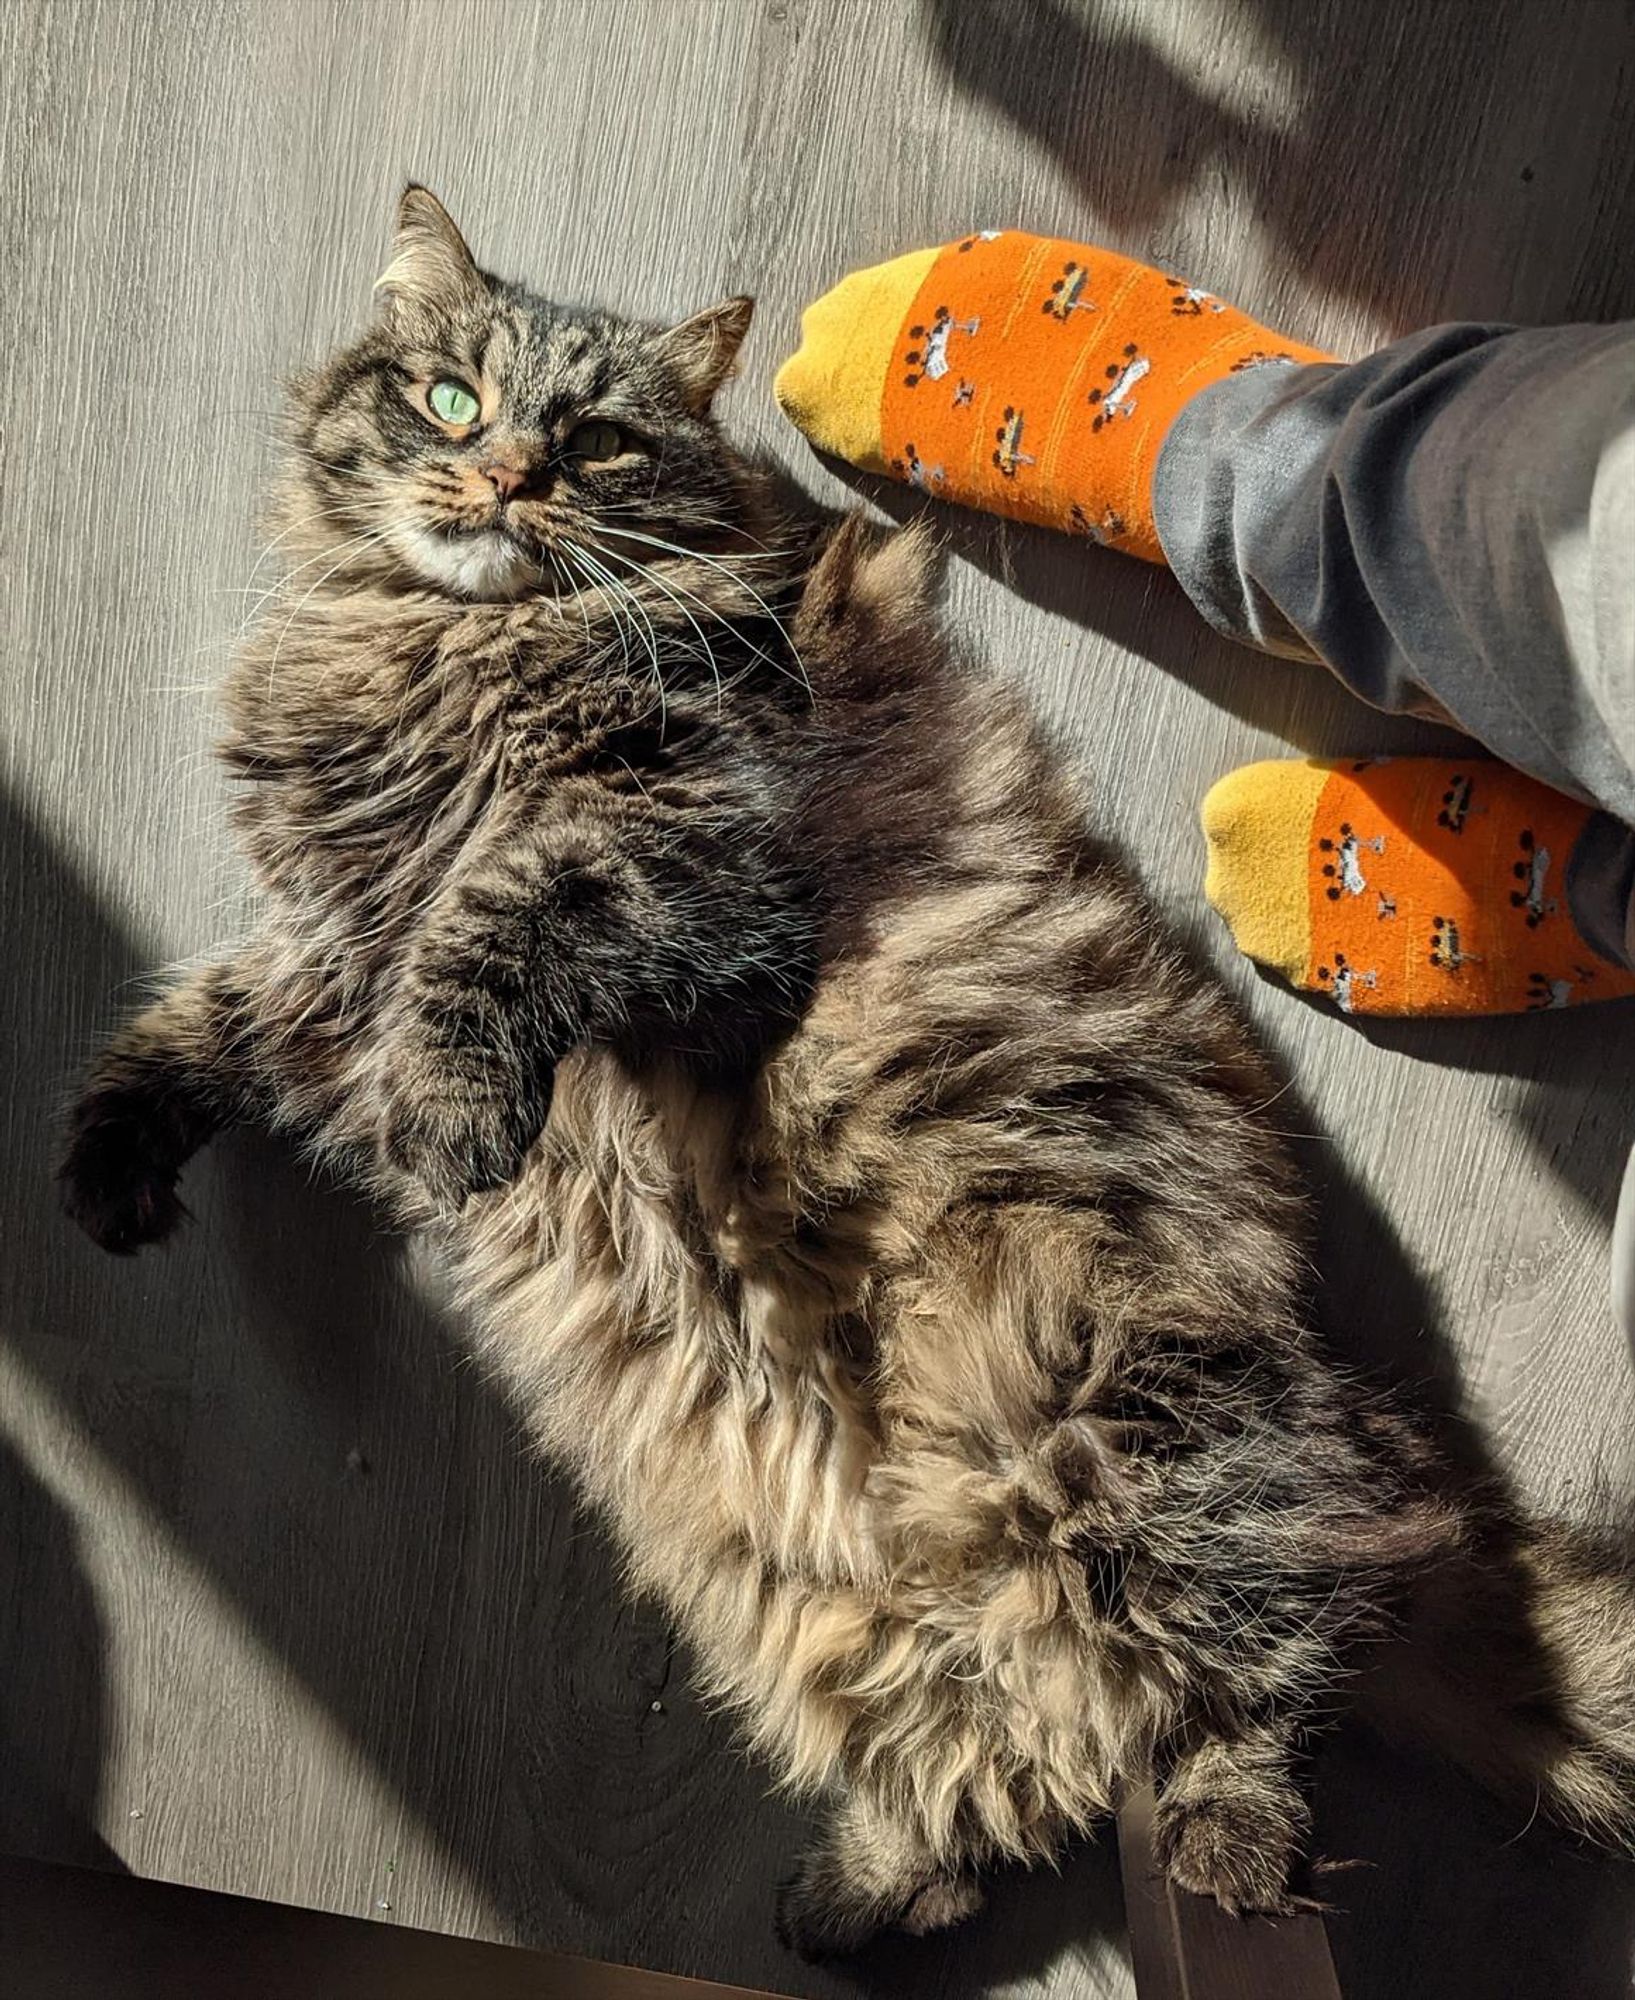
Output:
[289, 187, 757, 601]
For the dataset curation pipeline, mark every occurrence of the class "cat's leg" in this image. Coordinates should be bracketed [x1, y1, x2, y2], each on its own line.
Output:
[377, 790, 813, 1207]
[373, 811, 580, 1207]
[373, 899, 556, 1213]
[60, 958, 262, 1254]
[1150, 1716, 1310, 1915]
[775, 1791, 984, 1959]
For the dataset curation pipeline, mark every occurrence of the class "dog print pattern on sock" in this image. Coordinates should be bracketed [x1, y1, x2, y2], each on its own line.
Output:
[902, 307, 981, 389]
[1296, 760, 1626, 1015]
[1319, 822, 1387, 900]
[870, 231, 1335, 559]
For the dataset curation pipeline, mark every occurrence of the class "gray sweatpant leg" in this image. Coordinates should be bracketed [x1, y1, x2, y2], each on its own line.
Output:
[1153, 322, 1635, 1343]
[1153, 322, 1635, 964]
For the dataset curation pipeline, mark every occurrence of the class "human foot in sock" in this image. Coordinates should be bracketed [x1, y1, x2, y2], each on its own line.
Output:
[1202, 757, 1635, 1016]
[775, 231, 1332, 562]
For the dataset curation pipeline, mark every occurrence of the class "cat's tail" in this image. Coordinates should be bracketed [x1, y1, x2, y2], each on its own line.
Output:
[1357, 1509, 1635, 1850]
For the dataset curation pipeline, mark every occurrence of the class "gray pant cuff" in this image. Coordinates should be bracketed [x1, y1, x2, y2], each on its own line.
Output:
[1152, 357, 1340, 666]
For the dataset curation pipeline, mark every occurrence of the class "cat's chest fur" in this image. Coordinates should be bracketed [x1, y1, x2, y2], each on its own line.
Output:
[221, 579, 912, 1590]
[224, 592, 661, 978]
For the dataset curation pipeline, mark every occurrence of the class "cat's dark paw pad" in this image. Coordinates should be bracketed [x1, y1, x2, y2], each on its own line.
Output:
[774, 1868, 884, 1961]
[58, 1102, 186, 1255]
[1153, 1790, 1301, 1917]
[378, 1061, 549, 1210]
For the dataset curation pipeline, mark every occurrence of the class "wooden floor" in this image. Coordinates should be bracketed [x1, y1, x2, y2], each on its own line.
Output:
[3, 3, 1633, 1996]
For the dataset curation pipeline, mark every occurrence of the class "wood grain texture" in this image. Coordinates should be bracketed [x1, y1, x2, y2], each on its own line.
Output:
[1, 3, 1632, 1997]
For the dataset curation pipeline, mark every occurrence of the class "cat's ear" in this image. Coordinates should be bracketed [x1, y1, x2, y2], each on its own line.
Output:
[653, 296, 754, 413]
[374, 185, 484, 321]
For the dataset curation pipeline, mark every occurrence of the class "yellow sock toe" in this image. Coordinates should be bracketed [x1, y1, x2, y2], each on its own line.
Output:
[1201, 760, 1329, 985]
[1203, 756, 1635, 1017]
[774, 247, 939, 473]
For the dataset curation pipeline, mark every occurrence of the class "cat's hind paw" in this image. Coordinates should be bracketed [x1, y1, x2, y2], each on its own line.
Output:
[775, 1840, 983, 1959]
[1152, 1782, 1304, 1917]
[774, 1867, 885, 1961]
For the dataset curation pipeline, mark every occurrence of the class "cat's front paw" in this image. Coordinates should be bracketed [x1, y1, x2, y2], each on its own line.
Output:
[58, 1090, 187, 1255]
[377, 1045, 551, 1211]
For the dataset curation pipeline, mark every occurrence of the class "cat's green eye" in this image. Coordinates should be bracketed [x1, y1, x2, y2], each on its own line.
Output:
[428, 378, 481, 426]
[564, 419, 626, 464]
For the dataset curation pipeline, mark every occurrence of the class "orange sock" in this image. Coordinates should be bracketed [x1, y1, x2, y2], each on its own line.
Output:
[1202, 757, 1635, 1016]
[774, 231, 1333, 562]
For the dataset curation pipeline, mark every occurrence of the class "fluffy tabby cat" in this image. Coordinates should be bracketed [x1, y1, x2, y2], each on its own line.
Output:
[60, 190, 1635, 1953]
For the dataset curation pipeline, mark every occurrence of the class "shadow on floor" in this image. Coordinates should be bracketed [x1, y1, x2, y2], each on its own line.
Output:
[917, 0, 1635, 332]
[1312, 1718, 1635, 2000]
[0, 1442, 118, 1878]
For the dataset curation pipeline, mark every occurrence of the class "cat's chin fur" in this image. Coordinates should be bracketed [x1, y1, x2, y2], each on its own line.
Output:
[387, 518, 544, 600]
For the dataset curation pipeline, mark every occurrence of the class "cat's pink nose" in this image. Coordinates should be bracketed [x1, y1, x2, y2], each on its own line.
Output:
[481, 461, 527, 503]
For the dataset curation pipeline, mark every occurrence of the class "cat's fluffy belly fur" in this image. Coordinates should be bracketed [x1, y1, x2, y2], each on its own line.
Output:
[60, 192, 1635, 1955]
[462, 847, 1305, 1851]
[458, 654, 1330, 1795]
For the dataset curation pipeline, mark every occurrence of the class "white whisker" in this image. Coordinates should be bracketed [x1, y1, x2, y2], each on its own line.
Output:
[260, 528, 400, 699]
[581, 535, 729, 718]
[234, 522, 388, 644]
[591, 522, 808, 698]
[556, 536, 669, 732]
